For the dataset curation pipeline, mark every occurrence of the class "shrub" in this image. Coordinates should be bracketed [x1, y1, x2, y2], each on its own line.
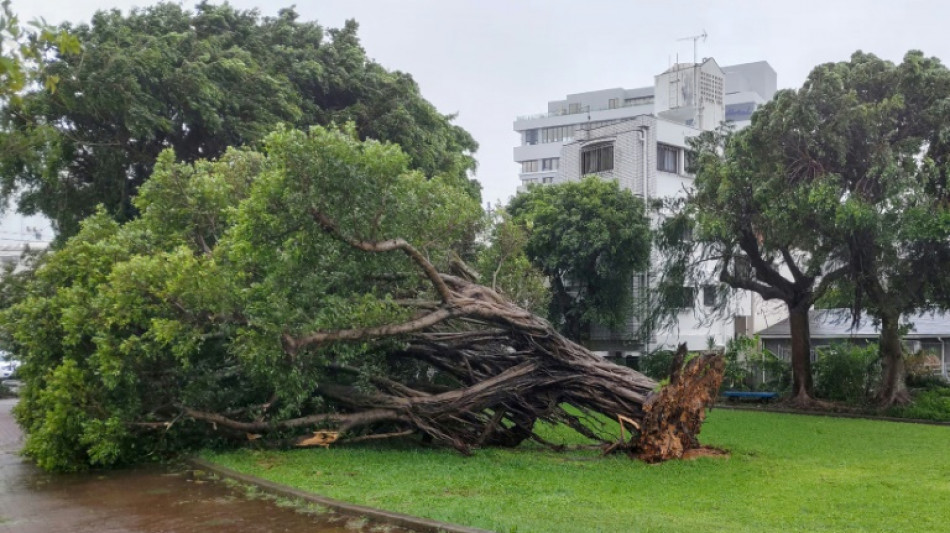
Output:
[905, 350, 944, 388]
[813, 343, 880, 405]
[639, 349, 677, 380]
[721, 336, 790, 393]
[889, 387, 950, 421]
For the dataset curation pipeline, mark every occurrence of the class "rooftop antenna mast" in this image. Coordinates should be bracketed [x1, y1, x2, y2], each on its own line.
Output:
[676, 30, 708, 127]
[677, 29, 707, 65]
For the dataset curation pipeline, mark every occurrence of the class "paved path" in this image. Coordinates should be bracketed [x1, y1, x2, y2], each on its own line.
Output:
[0, 399, 408, 532]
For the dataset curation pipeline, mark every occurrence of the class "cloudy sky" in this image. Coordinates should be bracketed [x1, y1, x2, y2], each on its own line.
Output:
[6, 0, 950, 239]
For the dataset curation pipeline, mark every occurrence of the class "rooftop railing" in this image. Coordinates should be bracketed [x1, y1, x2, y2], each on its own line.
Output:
[516, 99, 653, 122]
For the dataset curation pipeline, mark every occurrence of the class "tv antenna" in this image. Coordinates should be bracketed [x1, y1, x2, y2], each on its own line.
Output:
[677, 30, 708, 65]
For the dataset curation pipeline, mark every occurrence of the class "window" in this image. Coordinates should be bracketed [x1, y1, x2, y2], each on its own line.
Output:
[733, 256, 753, 280]
[703, 285, 718, 307]
[541, 125, 575, 143]
[541, 158, 559, 171]
[671, 286, 696, 309]
[608, 98, 619, 109]
[542, 176, 554, 184]
[569, 103, 582, 114]
[581, 143, 614, 174]
[523, 129, 538, 146]
[624, 96, 654, 106]
[521, 160, 539, 173]
[658, 144, 679, 173]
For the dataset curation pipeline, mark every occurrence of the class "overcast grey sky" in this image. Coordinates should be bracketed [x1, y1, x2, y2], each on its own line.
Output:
[7, 0, 950, 239]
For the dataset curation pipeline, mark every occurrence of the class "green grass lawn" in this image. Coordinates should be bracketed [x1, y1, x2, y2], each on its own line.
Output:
[202, 410, 950, 532]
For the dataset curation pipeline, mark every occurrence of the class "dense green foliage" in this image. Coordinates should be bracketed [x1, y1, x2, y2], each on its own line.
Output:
[0, 2, 478, 238]
[3, 125, 481, 471]
[813, 344, 880, 404]
[638, 348, 677, 381]
[889, 386, 950, 421]
[0, 0, 79, 100]
[474, 209, 549, 318]
[507, 177, 650, 340]
[205, 410, 950, 532]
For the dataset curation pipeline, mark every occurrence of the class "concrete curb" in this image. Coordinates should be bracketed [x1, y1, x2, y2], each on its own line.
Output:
[186, 457, 494, 533]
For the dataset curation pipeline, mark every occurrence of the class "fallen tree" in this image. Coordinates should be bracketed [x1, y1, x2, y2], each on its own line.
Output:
[187, 215, 725, 461]
[5, 126, 723, 471]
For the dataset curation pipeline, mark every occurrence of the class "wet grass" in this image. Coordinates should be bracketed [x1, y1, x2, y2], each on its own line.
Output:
[202, 410, 950, 532]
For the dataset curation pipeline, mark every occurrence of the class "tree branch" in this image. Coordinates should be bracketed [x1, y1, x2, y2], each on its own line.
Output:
[283, 306, 471, 353]
[719, 261, 789, 301]
[310, 208, 454, 303]
[813, 264, 850, 301]
[780, 246, 810, 286]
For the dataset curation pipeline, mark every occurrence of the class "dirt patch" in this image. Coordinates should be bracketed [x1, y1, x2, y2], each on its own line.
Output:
[681, 446, 730, 460]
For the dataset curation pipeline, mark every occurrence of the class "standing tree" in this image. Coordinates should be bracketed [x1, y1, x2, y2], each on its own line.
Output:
[0, 2, 478, 238]
[507, 177, 652, 342]
[655, 124, 848, 406]
[800, 52, 950, 406]
[662, 50, 950, 407]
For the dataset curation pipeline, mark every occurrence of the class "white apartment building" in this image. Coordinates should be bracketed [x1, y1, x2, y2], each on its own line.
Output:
[513, 58, 784, 353]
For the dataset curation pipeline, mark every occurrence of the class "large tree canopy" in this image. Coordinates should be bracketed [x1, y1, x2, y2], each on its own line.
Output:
[661, 50, 950, 407]
[507, 177, 651, 342]
[5, 126, 723, 471]
[0, 2, 478, 238]
[790, 51, 950, 405]
[656, 123, 848, 406]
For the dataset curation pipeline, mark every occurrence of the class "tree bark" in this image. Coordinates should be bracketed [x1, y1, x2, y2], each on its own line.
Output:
[787, 302, 815, 406]
[877, 311, 911, 407]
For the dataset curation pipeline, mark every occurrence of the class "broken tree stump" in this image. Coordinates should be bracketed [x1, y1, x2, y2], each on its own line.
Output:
[634, 344, 725, 462]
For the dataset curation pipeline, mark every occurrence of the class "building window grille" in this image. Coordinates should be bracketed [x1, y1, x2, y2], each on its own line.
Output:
[523, 129, 538, 146]
[540, 125, 575, 144]
[671, 286, 696, 310]
[624, 96, 654, 106]
[581, 142, 614, 174]
[521, 160, 539, 173]
[541, 158, 559, 171]
[658, 144, 679, 173]
[703, 285, 718, 307]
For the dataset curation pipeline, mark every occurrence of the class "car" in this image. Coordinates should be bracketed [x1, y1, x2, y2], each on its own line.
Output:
[0, 353, 20, 380]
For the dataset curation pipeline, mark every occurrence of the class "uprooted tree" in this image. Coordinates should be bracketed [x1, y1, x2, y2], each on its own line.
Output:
[4, 126, 723, 471]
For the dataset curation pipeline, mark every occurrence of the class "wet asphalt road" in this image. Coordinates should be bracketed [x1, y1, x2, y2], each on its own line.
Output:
[0, 398, 409, 532]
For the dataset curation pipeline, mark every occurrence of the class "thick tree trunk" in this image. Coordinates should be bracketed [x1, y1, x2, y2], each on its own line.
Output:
[787, 302, 816, 406]
[877, 312, 911, 407]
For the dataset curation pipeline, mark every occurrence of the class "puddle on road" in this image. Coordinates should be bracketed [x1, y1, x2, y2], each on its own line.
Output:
[0, 453, 415, 533]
